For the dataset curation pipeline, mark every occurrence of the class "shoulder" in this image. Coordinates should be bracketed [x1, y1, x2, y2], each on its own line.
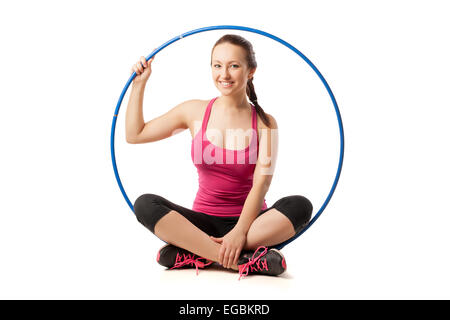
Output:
[179, 99, 205, 110]
[176, 99, 206, 120]
[185, 99, 210, 111]
[266, 113, 278, 129]
[257, 111, 278, 130]
[178, 99, 214, 129]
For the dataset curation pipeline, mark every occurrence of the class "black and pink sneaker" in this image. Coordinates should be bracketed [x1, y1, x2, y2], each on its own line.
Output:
[156, 244, 213, 275]
[237, 246, 287, 280]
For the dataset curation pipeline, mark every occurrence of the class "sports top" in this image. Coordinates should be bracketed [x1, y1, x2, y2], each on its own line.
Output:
[191, 97, 268, 216]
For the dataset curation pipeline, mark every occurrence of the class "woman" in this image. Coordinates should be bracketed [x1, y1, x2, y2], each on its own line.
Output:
[126, 34, 313, 279]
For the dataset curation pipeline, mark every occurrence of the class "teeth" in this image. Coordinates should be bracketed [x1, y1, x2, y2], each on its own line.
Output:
[221, 82, 233, 86]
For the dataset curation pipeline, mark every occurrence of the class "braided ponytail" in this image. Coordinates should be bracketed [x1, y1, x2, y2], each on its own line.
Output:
[246, 77, 270, 127]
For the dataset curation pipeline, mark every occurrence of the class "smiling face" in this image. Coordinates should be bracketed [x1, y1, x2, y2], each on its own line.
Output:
[211, 42, 256, 96]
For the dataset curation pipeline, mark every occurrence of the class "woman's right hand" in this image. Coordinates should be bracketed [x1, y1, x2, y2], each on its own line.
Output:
[131, 54, 155, 85]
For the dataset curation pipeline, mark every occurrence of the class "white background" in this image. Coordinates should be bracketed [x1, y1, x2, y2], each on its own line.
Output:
[1, 0, 449, 299]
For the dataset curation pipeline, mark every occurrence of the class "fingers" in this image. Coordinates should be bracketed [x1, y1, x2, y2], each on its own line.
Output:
[226, 249, 234, 269]
[140, 56, 147, 69]
[222, 247, 230, 269]
[218, 245, 225, 266]
[132, 62, 143, 75]
[217, 241, 234, 268]
[137, 56, 146, 73]
[216, 238, 234, 268]
[219, 247, 233, 268]
[233, 248, 241, 267]
[221, 247, 237, 269]
[223, 248, 229, 268]
[215, 241, 242, 268]
[131, 49, 157, 77]
[132, 56, 150, 75]
[213, 234, 244, 269]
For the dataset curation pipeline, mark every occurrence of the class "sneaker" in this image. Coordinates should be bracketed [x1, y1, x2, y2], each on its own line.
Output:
[156, 244, 213, 275]
[237, 246, 287, 280]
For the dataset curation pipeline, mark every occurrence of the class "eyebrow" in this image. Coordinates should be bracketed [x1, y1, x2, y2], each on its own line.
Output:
[212, 60, 241, 63]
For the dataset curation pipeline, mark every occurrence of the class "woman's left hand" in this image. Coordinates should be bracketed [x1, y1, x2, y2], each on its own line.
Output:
[210, 228, 247, 269]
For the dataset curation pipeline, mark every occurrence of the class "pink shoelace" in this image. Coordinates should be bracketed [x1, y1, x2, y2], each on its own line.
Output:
[238, 246, 269, 280]
[170, 252, 213, 275]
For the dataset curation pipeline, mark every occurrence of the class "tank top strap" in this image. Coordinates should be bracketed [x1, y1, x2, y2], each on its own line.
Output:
[202, 97, 218, 135]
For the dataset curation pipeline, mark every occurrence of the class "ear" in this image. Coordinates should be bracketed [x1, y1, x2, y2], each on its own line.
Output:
[248, 67, 256, 80]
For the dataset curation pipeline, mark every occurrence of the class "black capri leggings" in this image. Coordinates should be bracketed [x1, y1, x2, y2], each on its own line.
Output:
[133, 194, 313, 240]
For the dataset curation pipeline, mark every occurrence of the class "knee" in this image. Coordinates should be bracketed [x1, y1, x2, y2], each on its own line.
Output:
[275, 195, 313, 232]
[133, 193, 164, 231]
[134, 193, 160, 216]
[293, 195, 313, 222]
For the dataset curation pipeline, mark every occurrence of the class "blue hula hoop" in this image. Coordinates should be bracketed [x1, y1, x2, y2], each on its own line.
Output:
[110, 25, 344, 250]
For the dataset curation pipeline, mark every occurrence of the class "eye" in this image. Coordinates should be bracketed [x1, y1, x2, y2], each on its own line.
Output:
[213, 64, 239, 68]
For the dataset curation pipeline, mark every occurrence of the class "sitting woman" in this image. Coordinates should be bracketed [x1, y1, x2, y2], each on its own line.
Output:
[127, 34, 313, 279]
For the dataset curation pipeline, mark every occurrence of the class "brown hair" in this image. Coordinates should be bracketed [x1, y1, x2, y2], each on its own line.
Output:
[211, 34, 271, 127]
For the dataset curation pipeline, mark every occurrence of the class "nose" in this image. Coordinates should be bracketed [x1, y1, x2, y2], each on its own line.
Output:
[220, 67, 231, 79]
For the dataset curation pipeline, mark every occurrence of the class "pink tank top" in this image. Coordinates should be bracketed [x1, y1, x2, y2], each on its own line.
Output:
[191, 97, 268, 217]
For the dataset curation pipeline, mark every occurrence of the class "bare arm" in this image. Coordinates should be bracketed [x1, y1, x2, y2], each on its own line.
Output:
[125, 83, 146, 143]
[125, 55, 194, 144]
[127, 97, 196, 144]
[235, 113, 278, 234]
[125, 55, 153, 143]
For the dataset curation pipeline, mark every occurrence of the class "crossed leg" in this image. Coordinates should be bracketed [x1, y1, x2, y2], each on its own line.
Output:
[244, 208, 295, 250]
[153, 208, 296, 270]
